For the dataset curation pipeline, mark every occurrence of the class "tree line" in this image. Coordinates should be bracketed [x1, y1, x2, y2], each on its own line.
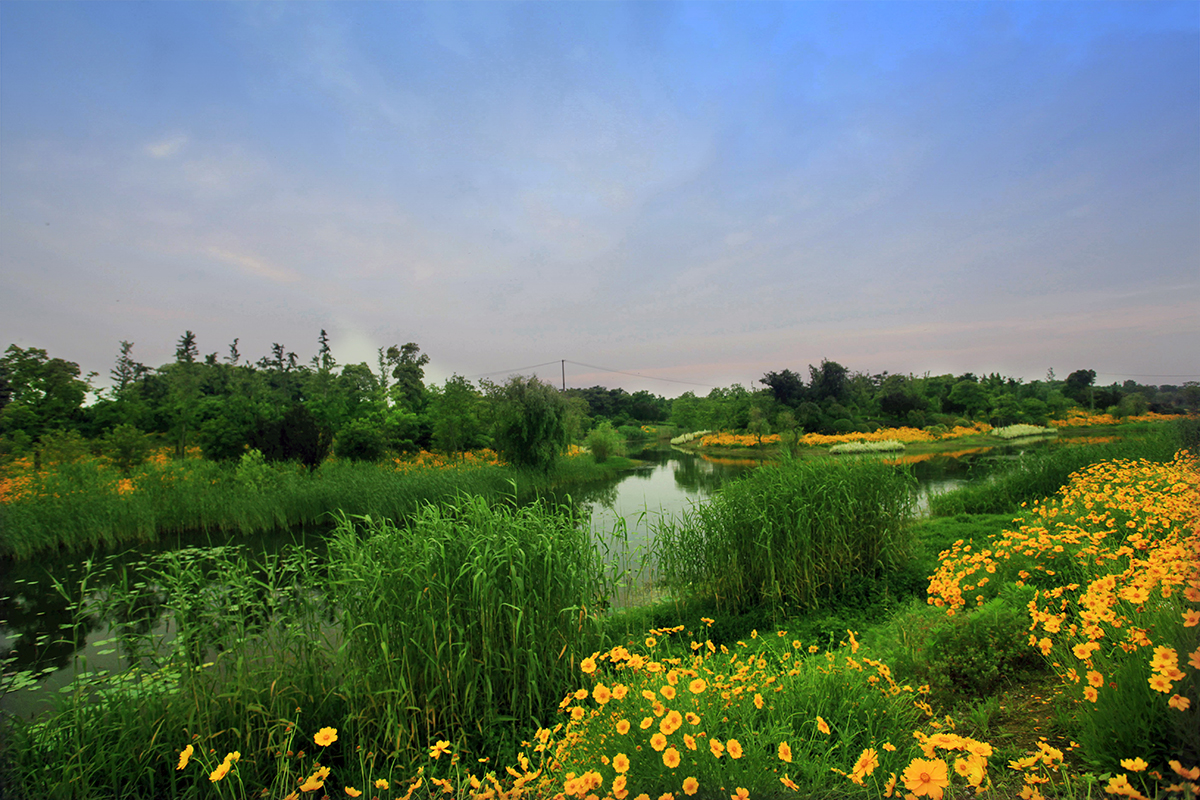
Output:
[2, 335, 1196, 470]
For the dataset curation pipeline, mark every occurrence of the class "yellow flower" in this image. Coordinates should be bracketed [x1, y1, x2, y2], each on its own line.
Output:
[314, 727, 339, 747]
[754, 693, 764, 709]
[651, 733, 668, 751]
[345, 788, 362, 798]
[852, 748, 880, 782]
[780, 775, 799, 791]
[374, 779, 389, 790]
[581, 656, 597, 674]
[1149, 673, 1174, 693]
[1086, 670, 1104, 688]
[778, 741, 792, 763]
[613, 753, 631, 773]
[640, 716, 654, 730]
[429, 740, 452, 759]
[663, 747, 681, 769]
[208, 761, 231, 782]
[1169, 694, 1191, 711]
[594, 684, 613, 705]
[816, 716, 830, 735]
[645, 637, 657, 648]
[688, 678, 706, 694]
[661, 685, 677, 700]
[685, 712, 700, 725]
[176, 744, 194, 770]
[1121, 758, 1149, 772]
[682, 776, 699, 796]
[709, 739, 725, 758]
[660, 710, 683, 736]
[731, 789, 749, 800]
[902, 757, 949, 800]
[616, 719, 631, 735]
[884, 772, 897, 798]
[726, 739, 743, 759]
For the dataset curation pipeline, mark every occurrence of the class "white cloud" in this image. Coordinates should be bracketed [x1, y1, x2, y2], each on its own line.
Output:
[146, 134, 188, 159]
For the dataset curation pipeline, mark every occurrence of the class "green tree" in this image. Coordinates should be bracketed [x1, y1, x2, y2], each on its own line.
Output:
[431, 374, 483, 456]
[167, 331, 202, 458]
[334, 418, 387, 462]
[0, 345, 91, 440]
[1064, 369, 1097, 407]
[385, 343, 430, 411]
[490, 376, 569, 471]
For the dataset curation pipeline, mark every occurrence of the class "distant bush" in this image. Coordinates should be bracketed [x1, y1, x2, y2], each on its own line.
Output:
[585, 421, 624, 463]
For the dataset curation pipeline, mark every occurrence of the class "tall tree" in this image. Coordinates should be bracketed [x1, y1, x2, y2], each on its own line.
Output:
[432, 375, 483, 456]
[489, 375, 569, 471]
[760, 369, 806, 408]
[386, 342, 430, 411]
[169, 331, 201, 457]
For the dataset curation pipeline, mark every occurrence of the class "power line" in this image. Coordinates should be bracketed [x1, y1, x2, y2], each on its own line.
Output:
[1093, 372, 1199, 379]
[565, 360, 714, 388]
[464, 360, 561, 380]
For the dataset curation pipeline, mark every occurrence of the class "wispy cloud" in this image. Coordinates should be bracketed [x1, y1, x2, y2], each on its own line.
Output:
[206, 247, 302, 285]
[146, 134, 188, 159]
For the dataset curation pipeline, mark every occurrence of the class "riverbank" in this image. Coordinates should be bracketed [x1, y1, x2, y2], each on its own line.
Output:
[0, 450, 637, 560]
[674, 415, 1190, 462]
[3, 447, 1195, 799]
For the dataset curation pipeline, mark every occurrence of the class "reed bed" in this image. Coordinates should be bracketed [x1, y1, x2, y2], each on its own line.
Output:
[0, 452, 629, 559]
[328, 497, 613, 760]
[653, 457, 916, 614]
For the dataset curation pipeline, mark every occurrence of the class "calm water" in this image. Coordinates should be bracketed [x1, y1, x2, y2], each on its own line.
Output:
[0, 438, 1054, 719]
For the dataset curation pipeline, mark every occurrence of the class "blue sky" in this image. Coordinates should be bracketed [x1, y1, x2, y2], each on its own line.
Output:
[2, 1, 1197, 395]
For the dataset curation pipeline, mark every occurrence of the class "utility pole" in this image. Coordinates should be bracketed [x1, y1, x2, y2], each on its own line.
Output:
[562, 359, 566, 391]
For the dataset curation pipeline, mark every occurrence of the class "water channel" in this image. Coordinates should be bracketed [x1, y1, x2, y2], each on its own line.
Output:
[0, 440, 1048, 720]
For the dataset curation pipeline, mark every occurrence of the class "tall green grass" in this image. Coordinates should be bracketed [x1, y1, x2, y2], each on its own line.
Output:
[0, 454, 630, 558]
[653, 456, 916, 614]
[329, 497, 612, 759]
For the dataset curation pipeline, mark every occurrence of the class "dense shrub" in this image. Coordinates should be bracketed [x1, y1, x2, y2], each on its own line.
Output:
[585, 420, 624, 463]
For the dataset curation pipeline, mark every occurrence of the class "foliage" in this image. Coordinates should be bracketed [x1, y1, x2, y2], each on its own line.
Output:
[585, 420, 624, 463]
[334, 418, 387, 462]
[100, 423, 153, 474]
[490, 376, 570, 472]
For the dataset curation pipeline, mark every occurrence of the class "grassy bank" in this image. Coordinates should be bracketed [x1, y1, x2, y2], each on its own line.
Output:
[927, 428, 1184, 516]
[0, 450, 634, 559]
